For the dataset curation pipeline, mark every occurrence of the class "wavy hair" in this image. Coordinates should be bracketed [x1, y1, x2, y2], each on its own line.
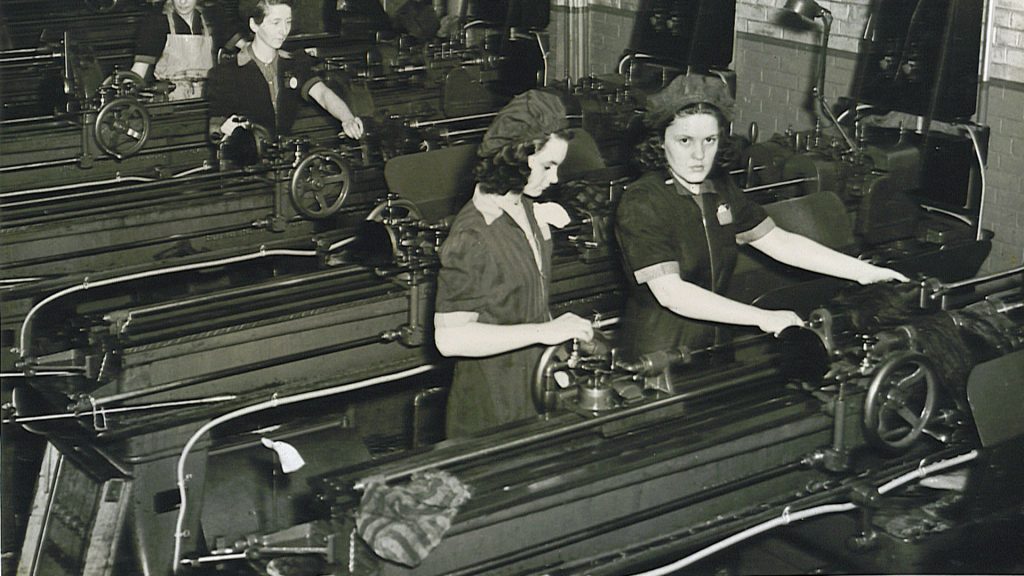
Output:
[634, 102, 731, 173]
[474, 130, 572, 195]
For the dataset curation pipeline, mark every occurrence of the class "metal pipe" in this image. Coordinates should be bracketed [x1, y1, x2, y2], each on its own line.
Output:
[4, 395, 239, 425]
[1, 176, 158, 199]
[936, 265, 1024, 294]
[0, 52, 61, 64]
[976, 0, 996, 126]
[0, 115, 76, 126]
[742, 176, 816, 194]
[0, 47, 52, 55]
[408, 112, 497, 128]
[0, 157, 79, 173]
[18, 248, 319, 358]
[440, 126, 488, 139]
[727, 164, 766, 176]
[2, 169, 263, 209]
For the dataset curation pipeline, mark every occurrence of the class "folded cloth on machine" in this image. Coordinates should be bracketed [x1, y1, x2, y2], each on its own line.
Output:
[356, 469, 471, 567]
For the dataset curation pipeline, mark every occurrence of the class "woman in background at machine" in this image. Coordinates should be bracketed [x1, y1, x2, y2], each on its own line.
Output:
[131, 0, 241, 100]
[614, 73, 908, 361]
[206, 0, 364, 141]
[434, 90, 594, 438]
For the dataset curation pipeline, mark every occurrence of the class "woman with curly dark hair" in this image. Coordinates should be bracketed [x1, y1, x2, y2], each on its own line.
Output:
[434, 90, 593, 438]
[614, 74, 907, 360]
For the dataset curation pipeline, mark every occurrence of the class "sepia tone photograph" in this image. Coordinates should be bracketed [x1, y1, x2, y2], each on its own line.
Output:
[1, 0, 1022, 574]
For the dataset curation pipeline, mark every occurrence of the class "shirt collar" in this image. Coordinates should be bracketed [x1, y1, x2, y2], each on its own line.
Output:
[471, 187, 520, 225]
[665, 171, 718, 197]
[237, 44, 291, 67]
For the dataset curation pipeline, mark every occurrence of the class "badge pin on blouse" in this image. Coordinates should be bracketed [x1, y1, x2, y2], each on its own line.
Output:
[716, 203, 733, 225]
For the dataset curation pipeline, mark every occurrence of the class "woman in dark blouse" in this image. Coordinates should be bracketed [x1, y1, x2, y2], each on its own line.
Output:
[615, 73, 908, 360]
[434, 90, 594, 438]
[206, 0, 363, 141]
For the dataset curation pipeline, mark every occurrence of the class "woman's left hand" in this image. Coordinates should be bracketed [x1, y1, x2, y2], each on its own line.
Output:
[340, 117, 364, 140]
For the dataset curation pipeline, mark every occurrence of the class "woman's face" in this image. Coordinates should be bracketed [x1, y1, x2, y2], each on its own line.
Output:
[172, 0, 197, 16]
[250, 4, 292, 51]
[663, 112, 720, 186]
[523, 135, 569, 198]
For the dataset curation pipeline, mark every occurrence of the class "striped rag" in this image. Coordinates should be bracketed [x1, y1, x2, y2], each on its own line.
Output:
[356, 469, 472, 567]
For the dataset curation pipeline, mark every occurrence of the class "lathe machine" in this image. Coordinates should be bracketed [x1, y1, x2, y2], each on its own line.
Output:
[171, 266, 1024, 575]
[3, 0, 1019, 573]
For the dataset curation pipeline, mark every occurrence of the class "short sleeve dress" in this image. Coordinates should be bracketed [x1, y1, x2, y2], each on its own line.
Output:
[435, 194, 553, 438]
[614, 170, 774, 360]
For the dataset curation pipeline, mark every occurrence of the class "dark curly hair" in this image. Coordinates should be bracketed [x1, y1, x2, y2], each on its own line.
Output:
[634, 102, 729, 173]
[474, 130, 573, 195]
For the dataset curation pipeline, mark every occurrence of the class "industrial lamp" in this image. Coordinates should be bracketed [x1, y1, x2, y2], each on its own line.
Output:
[782, 0, 859, 153]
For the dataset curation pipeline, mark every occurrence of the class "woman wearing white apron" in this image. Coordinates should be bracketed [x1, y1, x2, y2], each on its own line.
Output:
[132, 0, 224, 100]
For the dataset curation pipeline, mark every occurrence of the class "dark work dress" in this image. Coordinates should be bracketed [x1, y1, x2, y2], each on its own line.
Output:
[614, 170, 774, 360]
[435, 193, 553, 438]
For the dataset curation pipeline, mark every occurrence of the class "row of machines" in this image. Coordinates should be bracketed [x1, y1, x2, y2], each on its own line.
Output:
[1, 3, 623, 574]
[234, 271, 1022, 576]
[3, 0, 1020, 574]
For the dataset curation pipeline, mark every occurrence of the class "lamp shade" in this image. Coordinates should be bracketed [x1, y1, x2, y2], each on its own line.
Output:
[783, 0, 824, 21]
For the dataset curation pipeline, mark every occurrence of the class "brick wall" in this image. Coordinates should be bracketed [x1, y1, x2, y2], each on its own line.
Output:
[548, 0, 636, 80]
[558, 0, 1023, 272]
[983, 80, 1024, 271]
[991, 0, 1024, 82]
[984, 0, 1024, 271]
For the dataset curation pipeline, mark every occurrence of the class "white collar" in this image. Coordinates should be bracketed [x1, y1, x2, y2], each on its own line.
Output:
[237, 44, 291, 67]
[668, 172, 704, 195]
[471, 187, 516, 225]
[471, 187, 571, 230]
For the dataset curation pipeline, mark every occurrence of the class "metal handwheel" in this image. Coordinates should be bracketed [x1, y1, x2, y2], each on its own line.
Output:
[94, 97, 151, 159]
[289, 150, 352, 219]
[101, 69, 145, 91]
[532, 343, 574, 414]
[366, 198, 422, 222]
[863, 351, 939, 451]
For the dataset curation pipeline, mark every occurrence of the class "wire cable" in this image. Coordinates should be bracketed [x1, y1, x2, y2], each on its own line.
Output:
[170, 363, 437, 573]
[17, 247, 318, 359]
[629, 449, 979, 576]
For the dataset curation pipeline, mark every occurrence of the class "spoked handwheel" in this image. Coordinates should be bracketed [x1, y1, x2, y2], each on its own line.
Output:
[366, 198, 422, 222]
[94, 97, 151, 159]
[289, 149, 352, 219]
[863, 352, 939, 451]
[101, 69, 145, 92]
